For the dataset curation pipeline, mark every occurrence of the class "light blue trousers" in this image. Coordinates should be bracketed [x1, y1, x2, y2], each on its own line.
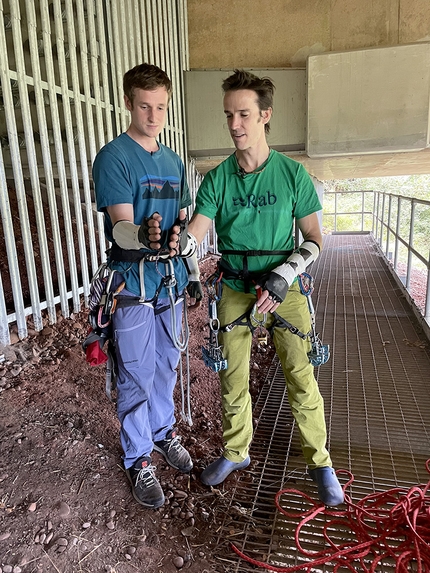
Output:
[112, 289, 183, 469]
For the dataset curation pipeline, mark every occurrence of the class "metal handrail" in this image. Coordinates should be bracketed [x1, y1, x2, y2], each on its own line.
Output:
[323, 190, 430, 324]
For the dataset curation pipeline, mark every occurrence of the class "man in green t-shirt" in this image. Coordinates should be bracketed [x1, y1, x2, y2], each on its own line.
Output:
[188, 69, 344, 506]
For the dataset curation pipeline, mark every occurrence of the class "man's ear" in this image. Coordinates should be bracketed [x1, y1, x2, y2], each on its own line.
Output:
[124, 94, 133, 111]
[262, 107, 272, 124]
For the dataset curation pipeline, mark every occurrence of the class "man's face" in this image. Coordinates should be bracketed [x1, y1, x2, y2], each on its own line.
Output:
[124, 86, 169, 140]
[223, 89, 271, 151]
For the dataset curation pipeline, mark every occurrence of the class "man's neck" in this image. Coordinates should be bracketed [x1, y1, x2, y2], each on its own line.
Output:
[235, 143, 270, 173]
[126, 127, 159, 153]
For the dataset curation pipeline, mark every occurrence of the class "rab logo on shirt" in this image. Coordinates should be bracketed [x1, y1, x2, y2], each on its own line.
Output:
[233, 190, 277, 208]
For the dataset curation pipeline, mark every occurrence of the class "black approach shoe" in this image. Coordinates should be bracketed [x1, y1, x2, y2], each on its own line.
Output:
[125, 457, 165, 509]
[153, 429, 193, 473]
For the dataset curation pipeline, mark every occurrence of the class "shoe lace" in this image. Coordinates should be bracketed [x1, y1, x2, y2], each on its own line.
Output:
[135, 464, 157, 487]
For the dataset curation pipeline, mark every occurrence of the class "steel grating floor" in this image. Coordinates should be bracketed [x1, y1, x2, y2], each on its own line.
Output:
[212, 233, 430, 573]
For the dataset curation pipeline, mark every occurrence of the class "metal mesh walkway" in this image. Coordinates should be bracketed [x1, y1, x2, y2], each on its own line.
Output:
[213, 233, 430, 572]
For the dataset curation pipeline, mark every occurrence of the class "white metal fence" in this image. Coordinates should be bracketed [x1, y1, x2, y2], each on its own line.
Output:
[0, 0, 189, 346]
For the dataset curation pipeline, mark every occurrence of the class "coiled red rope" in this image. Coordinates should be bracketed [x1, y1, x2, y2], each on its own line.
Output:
[231, 459, 430, 572]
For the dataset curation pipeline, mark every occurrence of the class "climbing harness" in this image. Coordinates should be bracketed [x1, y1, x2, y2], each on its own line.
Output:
[201, 271, 228, 372]
[82, 255, 193, 425]
[231, 459, 430, 572]
[201, 263, 330, 371]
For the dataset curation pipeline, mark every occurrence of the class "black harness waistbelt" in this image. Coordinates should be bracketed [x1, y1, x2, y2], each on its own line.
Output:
[108, 243, 166, 263]
[219, 249, 292, 293]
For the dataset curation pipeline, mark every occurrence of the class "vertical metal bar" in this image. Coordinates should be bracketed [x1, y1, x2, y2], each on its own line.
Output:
[406, 200, 416, 290]
[125, 0, 135, 67]
[133, 0, 142, 66]
[110, 0, 128, 132]
[386, 194, 392, 258]
[425, 251, 430, 321]
[93, 0, 112, 264]
[170, 0, 186, 161]
[394, 196, 401, 272]
[0, 2, 38, 338]
[380, 192, 386, 246]
[361, 191, 364, 232]
[78, 0, 102, 157]
[118, 0, 129, 74]
[139, 0, 149, 63]
[145, 0, 155, 64]
[161, 0, 173, 150]
[0, 145, 18, 345]
[179, 0, 189, 71]
[334, 192, 337, 232]
[163, 0, 179, 153]
[151, 0, 160, 66]
[99, 0, 117, 142]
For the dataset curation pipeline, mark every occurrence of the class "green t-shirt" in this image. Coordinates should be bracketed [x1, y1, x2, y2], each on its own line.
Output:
[194, 149, 322, 292]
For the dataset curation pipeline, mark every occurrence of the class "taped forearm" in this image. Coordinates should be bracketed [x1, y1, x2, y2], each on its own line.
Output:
[264, 240, 320, 303]
[180, 232, 198, 258]
[273, 240, 320, 287]
[184, 251, 200, 281]
[112, 220, 148, 250]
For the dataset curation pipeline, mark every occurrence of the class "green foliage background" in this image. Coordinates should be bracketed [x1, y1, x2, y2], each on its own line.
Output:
[322, 175, 430, 271]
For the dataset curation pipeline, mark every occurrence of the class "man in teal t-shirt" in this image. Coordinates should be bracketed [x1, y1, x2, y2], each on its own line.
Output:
[92, 63, 202, 511]
[188, 69, 344, 507]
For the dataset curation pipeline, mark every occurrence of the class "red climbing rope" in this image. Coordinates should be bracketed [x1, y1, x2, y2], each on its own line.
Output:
[231, 459, 430, 572]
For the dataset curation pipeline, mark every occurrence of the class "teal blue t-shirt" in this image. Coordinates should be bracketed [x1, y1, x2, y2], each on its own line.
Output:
[93, 133, 191, 299]
[194, 150, 322, 292]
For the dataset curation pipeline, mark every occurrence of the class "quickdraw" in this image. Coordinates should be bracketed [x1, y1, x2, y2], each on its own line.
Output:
[201, 272, 228, 372]
[298, 272, 330, 367]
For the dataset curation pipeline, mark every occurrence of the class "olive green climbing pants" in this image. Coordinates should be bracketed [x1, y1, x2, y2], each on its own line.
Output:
[217, 281, 332, 469]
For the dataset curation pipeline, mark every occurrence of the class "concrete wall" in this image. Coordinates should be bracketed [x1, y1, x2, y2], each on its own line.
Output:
[187, 0, 430, 69]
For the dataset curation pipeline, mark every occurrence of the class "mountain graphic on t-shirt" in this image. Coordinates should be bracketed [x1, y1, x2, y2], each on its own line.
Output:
[140, 176, 180, 200]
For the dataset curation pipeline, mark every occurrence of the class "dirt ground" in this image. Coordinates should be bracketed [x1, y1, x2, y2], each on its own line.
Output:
[0, 255, 275, 573]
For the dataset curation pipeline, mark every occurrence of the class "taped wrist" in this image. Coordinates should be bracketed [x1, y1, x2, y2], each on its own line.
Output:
[184, 251, 200, 281]
[113, 220, 150, 250]
[180, 232, 198, 258]
[264, 240, 320, 303]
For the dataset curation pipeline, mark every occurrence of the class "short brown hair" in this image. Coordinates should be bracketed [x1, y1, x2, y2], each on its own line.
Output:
[123, 63, 173, 106]
[222, 69, 275, 134]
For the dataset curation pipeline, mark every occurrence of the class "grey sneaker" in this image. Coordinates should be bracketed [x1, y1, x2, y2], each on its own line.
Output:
[125, 457, 165, 509]
[153, 429, 193, 473]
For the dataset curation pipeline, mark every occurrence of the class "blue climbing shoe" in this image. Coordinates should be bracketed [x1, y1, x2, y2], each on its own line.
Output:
[200, 455, 251, 486]
[308, 466, 344, 506]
